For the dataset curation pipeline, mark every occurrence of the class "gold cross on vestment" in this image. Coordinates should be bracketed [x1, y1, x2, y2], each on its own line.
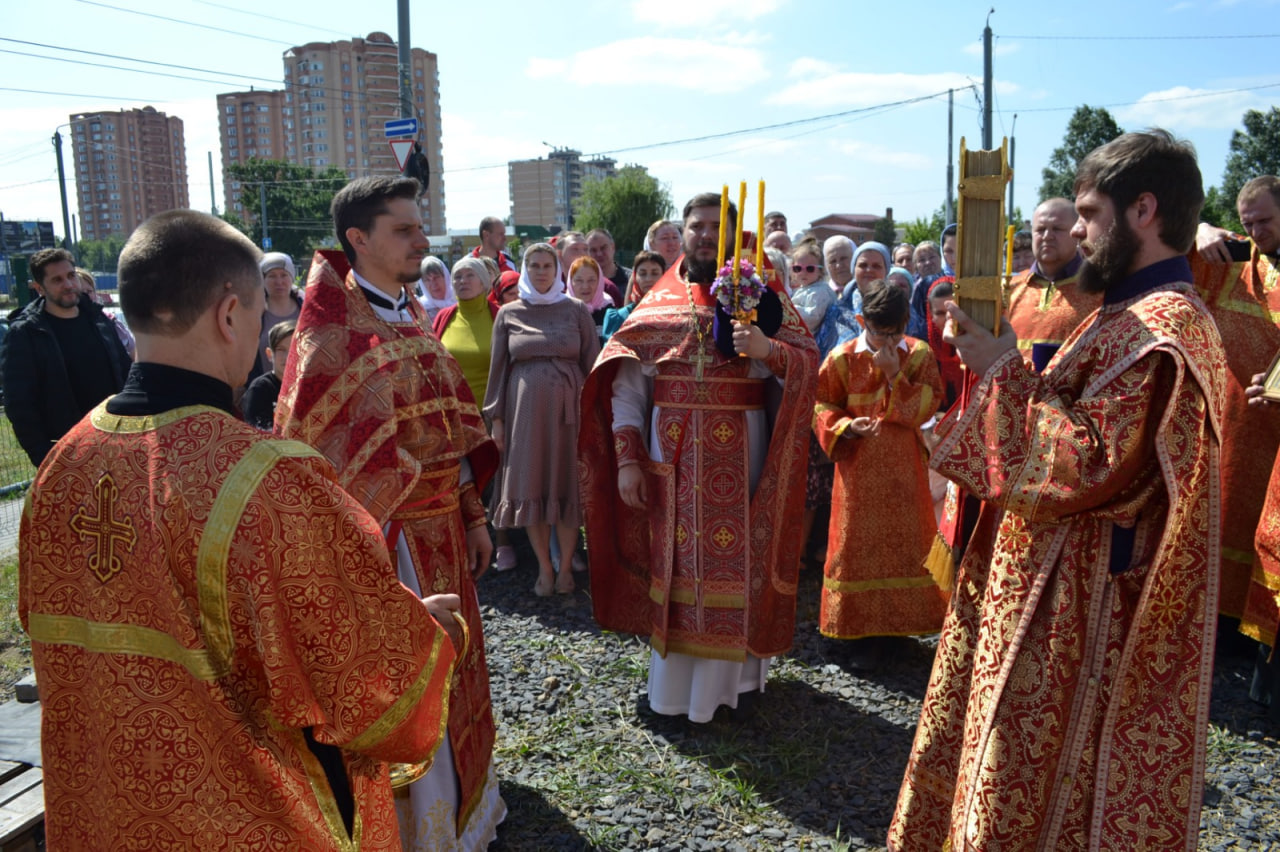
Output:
[70, 473, 137, 583]
[690, 348, 714, 382]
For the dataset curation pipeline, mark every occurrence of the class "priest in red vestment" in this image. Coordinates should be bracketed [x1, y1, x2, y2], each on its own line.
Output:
[276, 176, 504, 850]
[890, 131, 1225, 852]
[20, 211, 462, 851]
[1190, 175, 1280, 629]
[580, 192, 818, 723]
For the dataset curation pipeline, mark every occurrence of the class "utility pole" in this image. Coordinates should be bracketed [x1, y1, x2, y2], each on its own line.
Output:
[52, 130, 73, 257]
[208, 152, 217, 215]
[1009, 114, 1018, 224]
[396, 0, 413, 121]
[946, 89, 955, 226]
[983, 9, 994, 150]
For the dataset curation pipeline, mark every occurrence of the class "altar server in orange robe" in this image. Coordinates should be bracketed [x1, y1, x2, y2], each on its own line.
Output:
[19, 210, 462, 852]
[815, 279, 945, 649]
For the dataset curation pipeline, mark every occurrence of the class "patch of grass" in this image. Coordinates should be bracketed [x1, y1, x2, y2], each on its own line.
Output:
[0, 417, 35, 496]
[0, 554, 31, 703]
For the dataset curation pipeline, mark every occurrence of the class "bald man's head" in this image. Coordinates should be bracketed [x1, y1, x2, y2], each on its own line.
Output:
[1031, 197, 1080, 277]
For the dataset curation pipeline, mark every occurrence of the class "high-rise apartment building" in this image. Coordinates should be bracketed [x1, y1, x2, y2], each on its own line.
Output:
[508, 149, 617, 232]
[216, 89, 288, 212]
[216, 31, 446, 234]
[69, 106, 188, 242]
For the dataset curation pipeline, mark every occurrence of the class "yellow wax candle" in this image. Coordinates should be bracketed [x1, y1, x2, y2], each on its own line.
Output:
[756, 179, 765, 272]
[1005, 224, 1014, 275]
[717, 186, 729, 269]
[733, 181, 746, 282]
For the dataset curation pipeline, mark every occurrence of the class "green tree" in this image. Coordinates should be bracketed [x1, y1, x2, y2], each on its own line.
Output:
[902, 205, 947, 245]
[1219, 107, 1280, 219]
[1200, 185, 1242, 234]
[572, 166, 673, 254]
[222, 159, 347, 263]
[1039, 106, 1124, 202]
[75, 235, 127, 274]
[873, 215, 897, 247]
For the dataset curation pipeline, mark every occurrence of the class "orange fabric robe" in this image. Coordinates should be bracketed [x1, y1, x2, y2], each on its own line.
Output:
[579, 264, 818, 661]
[890, 275, 1225, 852]
[1189, 246, 1280, 622]
[814, 336, 946, 638]
[1252, 458, 1280, 648]
[20, 404, 455, 851]
[1005, 259, 1102, 371]
[276, 250, 499, 834]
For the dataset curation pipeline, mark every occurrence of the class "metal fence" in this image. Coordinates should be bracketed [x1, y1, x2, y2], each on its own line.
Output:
[0, 414, 33, 560]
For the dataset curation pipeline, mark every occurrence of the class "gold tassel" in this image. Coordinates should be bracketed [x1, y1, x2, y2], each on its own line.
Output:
[924, 533, 956, 594]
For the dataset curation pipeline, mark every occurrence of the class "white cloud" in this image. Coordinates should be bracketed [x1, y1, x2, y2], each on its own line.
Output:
[1115, 86, 1267, 130]
[630, 0, 786, 29]
[439, 112, 545, 229]
[767, 70, 1016, 108]
[525, 37, 768, 94]
[833, 140, 932, 171]
[788, 57, 840, 79]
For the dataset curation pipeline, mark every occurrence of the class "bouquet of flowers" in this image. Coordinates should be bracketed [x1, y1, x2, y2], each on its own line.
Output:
[709, 258, 766, 322]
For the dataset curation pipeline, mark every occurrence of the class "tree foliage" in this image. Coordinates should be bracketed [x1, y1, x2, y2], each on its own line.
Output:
[75, 235, 127, 274]
[1219, 107, 1280, 218]
[222, 159, 347, 263]
[901, 206, 947, 245]
[1039, 106, 1124, 202]
[873, 216, 897, 247]
[572, 166, 673, 253]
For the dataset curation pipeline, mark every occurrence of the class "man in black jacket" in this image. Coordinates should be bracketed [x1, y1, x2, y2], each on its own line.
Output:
[2, 248, 131, 466]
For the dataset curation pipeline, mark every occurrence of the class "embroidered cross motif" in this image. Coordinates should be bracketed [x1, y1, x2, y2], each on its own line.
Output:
[70, 474, 137, 583]
[712, 526, 734, 548]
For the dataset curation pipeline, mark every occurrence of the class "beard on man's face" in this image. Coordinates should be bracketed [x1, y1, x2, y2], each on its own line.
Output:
[1077, 217, 1139, 295]
[686, 257, 719, 284]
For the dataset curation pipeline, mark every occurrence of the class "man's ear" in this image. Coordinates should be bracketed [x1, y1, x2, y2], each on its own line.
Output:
[1130, 191, 1159, 231]
[344, 226, 368, 256]
[214, 287, 241, 345]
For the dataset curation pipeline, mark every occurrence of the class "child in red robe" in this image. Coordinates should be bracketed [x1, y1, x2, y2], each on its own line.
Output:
[815, 279, 946, 651]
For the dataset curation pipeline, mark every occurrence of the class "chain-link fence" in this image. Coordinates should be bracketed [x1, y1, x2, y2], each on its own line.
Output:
[0, 412, 34, 560]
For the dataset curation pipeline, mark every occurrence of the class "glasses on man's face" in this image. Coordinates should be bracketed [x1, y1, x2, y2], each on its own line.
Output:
[866, 326, 904, 341]
[792, 264, 821, 274]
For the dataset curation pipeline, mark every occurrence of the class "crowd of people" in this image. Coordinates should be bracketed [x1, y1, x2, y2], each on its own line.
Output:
[11, 127, 1280, 851]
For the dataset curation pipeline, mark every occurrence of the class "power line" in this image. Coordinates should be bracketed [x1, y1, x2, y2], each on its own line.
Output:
[1005, 80, 1280, 114]
[188, 0, 355, 38]
[0, 47, 263, 88]
[0, 87, 161, 102]
[1002, 32, 1280, 41]
[72, 0, 295, 46]
[0, 37, 279, 84]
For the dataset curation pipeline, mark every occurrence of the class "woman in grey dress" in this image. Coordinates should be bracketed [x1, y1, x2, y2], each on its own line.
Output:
[484, 244, 600, 596]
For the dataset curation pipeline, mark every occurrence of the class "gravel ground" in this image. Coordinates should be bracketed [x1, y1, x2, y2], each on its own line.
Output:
[477, 557, 1280, 851]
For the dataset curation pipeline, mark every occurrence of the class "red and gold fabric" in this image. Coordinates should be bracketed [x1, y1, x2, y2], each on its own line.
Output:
[1189, 247, 1280, 622]
[889, 281, 1225, 852]
[814, 337, 946, 638]
[19, 405, 456, 852]
[579, 264, 819, 661]
[277, 249, 498, 833]
[1004, 264, 1102, 369]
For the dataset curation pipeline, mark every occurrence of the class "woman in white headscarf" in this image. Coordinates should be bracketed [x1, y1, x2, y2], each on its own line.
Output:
[417, 255, 456, 322]
[483, 244, 600, 596]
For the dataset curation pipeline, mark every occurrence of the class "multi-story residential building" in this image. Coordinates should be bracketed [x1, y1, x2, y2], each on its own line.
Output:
[508, 148, 617, 232]
[69, 106, 188, 242]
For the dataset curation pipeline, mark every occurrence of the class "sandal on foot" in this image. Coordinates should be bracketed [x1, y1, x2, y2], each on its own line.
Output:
[533, 576, 554, 597]
[555, 574, 575, 595]
[495, 545, 517, 572]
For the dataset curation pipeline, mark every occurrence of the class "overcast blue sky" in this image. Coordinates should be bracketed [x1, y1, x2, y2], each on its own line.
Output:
[1, 0, 1277, 241]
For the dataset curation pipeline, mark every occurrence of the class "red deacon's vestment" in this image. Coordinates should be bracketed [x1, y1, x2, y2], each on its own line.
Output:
[276, 250, 502, 848]
[814, 334, 945, 638]
[20, 397, 456, 851]
[890, 260, 1225, 851]
[1189, 246, 1280, 628]
[580, 261, 817, 707]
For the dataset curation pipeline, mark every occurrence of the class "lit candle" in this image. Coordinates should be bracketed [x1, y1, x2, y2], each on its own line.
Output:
[717, 186, 729, 270]
[733, 181, 746, 283]
[756, 179, 765, 273]
[1005, 224, 1014, 275]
